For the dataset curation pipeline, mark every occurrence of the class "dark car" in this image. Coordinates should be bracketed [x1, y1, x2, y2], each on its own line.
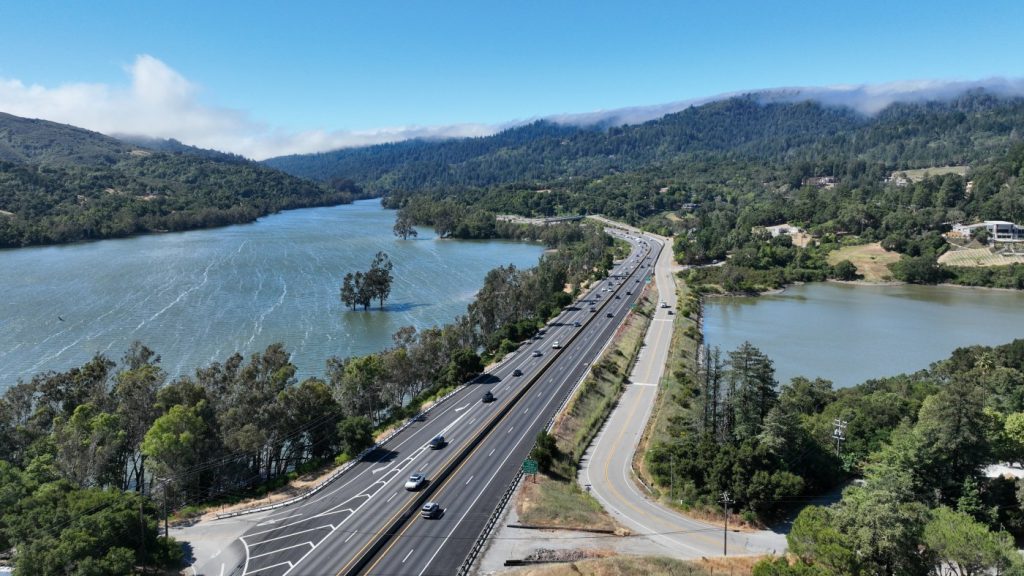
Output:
[421, 502, 442, 519]
[512, 368, 523, 376]
[606, 312, 614, 318]
[482, 390, 495, 403]
[429, 435, 446, 449]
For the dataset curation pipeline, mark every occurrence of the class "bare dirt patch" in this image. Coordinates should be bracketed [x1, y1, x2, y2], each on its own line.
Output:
[827, 242, 900, 282]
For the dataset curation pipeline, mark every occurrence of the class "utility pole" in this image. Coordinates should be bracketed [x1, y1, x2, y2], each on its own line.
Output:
[720, 491, 733, 556]
[832, 418, 848, 458]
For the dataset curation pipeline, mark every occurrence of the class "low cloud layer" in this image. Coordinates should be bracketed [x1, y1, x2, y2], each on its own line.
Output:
[0, 55, 497, 160]
[1, 55, 1022, 159]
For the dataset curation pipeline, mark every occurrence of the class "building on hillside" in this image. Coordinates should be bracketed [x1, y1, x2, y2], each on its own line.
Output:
[802, 176, 838, 189]
[950, 221, 1024, 243]
[884, 173, 911, 187]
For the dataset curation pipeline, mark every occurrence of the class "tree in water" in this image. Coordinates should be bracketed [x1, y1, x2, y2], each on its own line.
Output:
[393, 211, 418, 240]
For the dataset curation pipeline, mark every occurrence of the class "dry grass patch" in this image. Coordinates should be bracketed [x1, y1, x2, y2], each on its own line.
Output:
[502, 554, 759, 576]
[827, 242, 900, 282]
[898, 165, 968, 182]
[517, 473, 616, 531]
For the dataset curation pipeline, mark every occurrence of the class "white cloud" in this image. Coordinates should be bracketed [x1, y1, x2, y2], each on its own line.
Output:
[1, 55, 1022, 160]
[0, 55, 498, 160]
[550, 77, 1024, 127]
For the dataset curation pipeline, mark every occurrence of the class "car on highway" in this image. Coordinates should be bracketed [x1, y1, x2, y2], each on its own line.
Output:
[531, 350, 542, 357]
[429, 435, 446, 449]
[660, 301, 669, 308]
[551, 341, 561, 349]
[615, 295, 620, 299]
[482, 390, 495, 403]
[512, 368, 523, 376]
[573, 321, 581, 327]
[405, 472, 427, 490]
[626, 291, 632, 295]
[421, 502, 442, 519]
[606, 312, 614, 318]
[668, 309, 674, 315]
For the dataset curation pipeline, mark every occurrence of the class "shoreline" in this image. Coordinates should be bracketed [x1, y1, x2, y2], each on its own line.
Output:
[702, 277, 1023, 299]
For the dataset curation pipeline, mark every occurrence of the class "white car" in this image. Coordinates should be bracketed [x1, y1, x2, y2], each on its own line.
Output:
[405, 472, 427, 490]
[552, 341, 561, 349]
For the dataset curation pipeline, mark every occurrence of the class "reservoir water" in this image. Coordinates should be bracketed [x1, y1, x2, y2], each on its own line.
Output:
[0, 199, 544, 390]
[703, 282, 1024, 388]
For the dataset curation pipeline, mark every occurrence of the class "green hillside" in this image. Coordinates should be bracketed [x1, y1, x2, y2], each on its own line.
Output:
[0, 113, 358, 247]
[264, 91, 1024, 194]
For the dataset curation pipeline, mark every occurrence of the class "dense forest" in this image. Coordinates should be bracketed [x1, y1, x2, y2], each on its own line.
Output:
[0, 112, 361, 248]
[647, 337, 1024, 574]
[265, 91, 1024, 194]
[0, 221, 616, 573]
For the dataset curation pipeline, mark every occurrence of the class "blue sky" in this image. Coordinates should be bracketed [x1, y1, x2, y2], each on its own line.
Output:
[1, 0, 1022, 158]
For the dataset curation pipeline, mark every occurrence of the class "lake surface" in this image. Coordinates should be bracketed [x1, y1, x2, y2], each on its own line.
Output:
[0, 199, 544, 390]
[703, 282, 1024, 388]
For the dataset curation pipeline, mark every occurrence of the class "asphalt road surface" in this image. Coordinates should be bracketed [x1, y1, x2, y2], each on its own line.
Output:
[220, 233, 657, 575]
[580, 225, 787, 558]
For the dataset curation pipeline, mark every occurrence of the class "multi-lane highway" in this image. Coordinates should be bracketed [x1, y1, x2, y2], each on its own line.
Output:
[221, 232, 660, 575]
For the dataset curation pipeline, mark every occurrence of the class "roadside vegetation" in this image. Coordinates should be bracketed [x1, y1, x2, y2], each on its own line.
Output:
[516, 281, 655, 530]
[0, 219, 620, 573]
[643, 329, 1024, 574]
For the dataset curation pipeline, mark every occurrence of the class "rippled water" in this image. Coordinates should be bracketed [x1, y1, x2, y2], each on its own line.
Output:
[704, 282, 1024, 388]
[0, 199, 544, 389]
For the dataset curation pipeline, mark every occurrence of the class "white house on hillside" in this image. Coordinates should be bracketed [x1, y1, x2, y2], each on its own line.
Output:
[951, 221, 1024, 242]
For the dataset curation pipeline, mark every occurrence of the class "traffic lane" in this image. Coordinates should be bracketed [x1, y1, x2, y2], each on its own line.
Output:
[244, 240, 650, 574]
[296, 291, 618, 573]
[240, 401, 496, 575]
[370, 277, 650, 575]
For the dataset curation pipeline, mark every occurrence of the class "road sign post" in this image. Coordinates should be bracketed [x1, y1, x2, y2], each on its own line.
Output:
[522, 459, 538, 481]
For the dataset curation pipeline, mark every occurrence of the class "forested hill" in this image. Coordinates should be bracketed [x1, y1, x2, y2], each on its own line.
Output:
[0, 112, 360, 248]
[264, 91, 1024, 192]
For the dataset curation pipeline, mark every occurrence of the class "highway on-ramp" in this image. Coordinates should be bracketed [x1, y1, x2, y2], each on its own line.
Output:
[214, 234, 657, 575]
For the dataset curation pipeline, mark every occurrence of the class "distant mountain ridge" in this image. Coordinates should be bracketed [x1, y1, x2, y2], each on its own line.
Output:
[0, 112, 358, 248]
[263, 91, 1024, 193]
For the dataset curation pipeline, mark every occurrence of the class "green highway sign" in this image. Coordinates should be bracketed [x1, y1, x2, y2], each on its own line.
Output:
[522, 459, 538, 474]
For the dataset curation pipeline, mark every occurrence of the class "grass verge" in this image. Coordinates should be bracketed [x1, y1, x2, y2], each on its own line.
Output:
[514, 285, 656, 530]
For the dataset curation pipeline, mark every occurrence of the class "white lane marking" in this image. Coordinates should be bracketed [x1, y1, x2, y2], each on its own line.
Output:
[465, 475, 474, 485]
[372, 464, 389, 474]
[523, 407, 530, 414]
[630, 382, 657, 387]
[255, 513, 303, 526]
[403, 549, 415, 563]
[248, 525, 336, 546]
[345, 531, 356, 543]
[454, 403, 470, 412]
[507, 426, 514, 434]
[488, 448, 496, 457]
[386, 492, 397, 503]
[247, 560, 293, 574]
[249, 542, 313, 559]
